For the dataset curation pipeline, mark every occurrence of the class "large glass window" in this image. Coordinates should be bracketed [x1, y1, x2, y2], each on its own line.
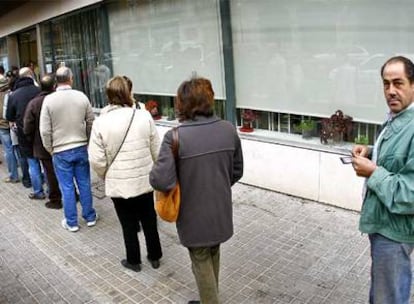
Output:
[0, 38, 8, 71]
[40, 6, 111, 108]
[231, 0, 414, 124]
[106, 0, 224, 99]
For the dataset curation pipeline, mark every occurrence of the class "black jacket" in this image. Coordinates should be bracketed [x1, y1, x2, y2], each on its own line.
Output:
[6, 77, 40, 157]
[23, 91, 52, 159]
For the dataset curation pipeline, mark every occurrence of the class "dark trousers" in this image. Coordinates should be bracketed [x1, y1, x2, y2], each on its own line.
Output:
[41, 158, 62, 203]
[188, 245, 220, 304]
[112, 192, 162, 265]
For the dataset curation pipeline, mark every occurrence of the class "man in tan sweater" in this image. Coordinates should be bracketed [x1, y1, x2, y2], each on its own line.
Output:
[40, 66, 97, 232]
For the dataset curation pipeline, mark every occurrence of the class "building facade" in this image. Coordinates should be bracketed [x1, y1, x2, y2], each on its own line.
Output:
[2, 0, 411, 210]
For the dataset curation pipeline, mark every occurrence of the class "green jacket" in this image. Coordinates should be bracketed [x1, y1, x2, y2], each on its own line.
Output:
[360, 106, 414, 243]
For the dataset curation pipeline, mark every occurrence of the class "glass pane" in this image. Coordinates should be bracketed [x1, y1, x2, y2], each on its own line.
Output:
[40, 7, 111, 108]
[106, 0, 224, 98]
[231, 0, 414, 123]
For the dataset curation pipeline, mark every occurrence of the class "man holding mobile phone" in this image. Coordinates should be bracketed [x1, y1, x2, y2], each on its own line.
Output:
[351, 56, 414, 304]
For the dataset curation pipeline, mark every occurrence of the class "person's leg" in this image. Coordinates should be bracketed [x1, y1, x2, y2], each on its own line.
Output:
[188, 247, 220, 304]
[0, 129, 19, 181]
[369, 233, 414, 304]
[138, 191, 162, 262]
[72, 146, 96, 222]
[16, 149, 31, 188]
[53, 150, 77, 227]
[41, 158, 62, 207]
[112, 197, 141, 265]
[211, 245, 220, 289]
[27, 157, 45, 197]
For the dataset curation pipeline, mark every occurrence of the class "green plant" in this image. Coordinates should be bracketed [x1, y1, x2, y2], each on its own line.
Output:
[294, 119, 316, 132]
[354, 135, 369, 145]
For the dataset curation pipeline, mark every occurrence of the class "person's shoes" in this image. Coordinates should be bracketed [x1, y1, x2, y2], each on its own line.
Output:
[22, 182, 32, 188]
[28, 192, 46, 200]
[120, 259, 141, 272]
[187, 301, 201, 304]
[45, 201, 62, 209]
[87, 214, 99, 227]
[147, 258, 160, 269]
[3, 177, 19, 183]
[61, 219, 79, 232]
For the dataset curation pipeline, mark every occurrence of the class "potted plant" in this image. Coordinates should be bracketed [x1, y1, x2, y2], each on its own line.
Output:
[320, 110, 353, 144]
[354, 135, 369, 145]
[145, 100, 161, 120]
[167, 108, 176, 121]
[294, 119, 316, 139]
[239, 109, 258, 133]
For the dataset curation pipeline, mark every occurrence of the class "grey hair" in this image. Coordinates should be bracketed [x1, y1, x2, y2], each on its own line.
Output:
[56, 66, 73, 83]
[19, 67, 33, 78]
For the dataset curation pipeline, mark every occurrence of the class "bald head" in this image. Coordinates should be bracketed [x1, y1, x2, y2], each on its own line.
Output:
[56, 66, 73, 84]
[19, 67, 34, 79]
[40, 74, 55, 93]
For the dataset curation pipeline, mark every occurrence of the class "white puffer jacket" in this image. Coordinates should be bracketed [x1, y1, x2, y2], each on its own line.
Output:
[88, 105, 160, 198]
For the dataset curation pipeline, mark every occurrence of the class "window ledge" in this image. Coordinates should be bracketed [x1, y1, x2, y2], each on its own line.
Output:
[154, 118, 352, 156]
[237, 128, 353, 155]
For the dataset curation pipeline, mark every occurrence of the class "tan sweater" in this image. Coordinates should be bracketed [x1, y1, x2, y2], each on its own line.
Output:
[39, 85, 95, 154]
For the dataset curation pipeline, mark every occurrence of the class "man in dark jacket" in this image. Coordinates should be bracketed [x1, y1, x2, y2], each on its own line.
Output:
[24, 74, 62, 209]
[6, 67, 43, 196]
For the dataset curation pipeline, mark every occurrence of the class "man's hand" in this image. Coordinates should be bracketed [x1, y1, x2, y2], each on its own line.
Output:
[352, 155, 377, 177]
[352, 144, 369, 157]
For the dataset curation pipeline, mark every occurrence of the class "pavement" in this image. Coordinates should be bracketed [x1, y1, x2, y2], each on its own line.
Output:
[0, 151, 385, 304]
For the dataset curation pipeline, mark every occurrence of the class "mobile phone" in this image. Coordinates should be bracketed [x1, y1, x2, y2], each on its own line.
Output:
[340, 156, 353, 164]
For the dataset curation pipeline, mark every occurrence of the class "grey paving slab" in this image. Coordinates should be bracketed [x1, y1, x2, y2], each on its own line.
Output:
[0, 150, 410, 303]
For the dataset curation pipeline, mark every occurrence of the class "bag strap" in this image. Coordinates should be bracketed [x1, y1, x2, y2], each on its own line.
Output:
[107, 109, 136, 172]
[172, 127, 179, 161]
[171, 127, 179, 178]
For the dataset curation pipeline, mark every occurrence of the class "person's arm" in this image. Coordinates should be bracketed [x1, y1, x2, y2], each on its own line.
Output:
[366, 136, 414, 214]
[5, 94, 16, 122]
[23, 101, 35, 139]
[149, 129, 177, 192]
[88, 121, 107, 179]
[232, 132, 244, 185]
[148, 113, 161, 162]
[39, 102, 53, 154]
[85, 101, 95, 140]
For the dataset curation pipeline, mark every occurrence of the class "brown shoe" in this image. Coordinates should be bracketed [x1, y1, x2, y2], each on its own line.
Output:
[45, 201, 62, 209]
[28, 192, 46, 200]
[3, 177, 19, 183]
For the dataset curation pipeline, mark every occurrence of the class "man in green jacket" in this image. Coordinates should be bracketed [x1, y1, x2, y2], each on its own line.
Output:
[352, 56, 414, 304]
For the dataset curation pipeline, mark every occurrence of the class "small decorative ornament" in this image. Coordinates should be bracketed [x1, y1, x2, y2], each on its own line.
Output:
[239, 109, 258, 133]
[145, 100, 162, 120]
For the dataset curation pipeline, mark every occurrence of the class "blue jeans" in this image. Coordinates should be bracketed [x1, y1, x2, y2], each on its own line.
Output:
[0, 128, 19, 180]
[27, 157, 44, 196]
[53, 145, 96, 227]
[369, 233, 414, 304]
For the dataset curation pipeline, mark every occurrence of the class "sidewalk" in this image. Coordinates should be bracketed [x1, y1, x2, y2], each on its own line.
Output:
[0, 157, 374, 303]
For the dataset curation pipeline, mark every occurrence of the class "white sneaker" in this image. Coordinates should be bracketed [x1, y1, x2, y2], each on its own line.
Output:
[61, 219, 79, 232]
[87, 214, 99, 227]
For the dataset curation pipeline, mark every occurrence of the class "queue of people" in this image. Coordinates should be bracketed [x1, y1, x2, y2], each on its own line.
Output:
[2, 55, 414, 304]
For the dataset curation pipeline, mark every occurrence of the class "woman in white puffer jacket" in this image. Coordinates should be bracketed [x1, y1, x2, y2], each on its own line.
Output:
[88, 76, 162, 272]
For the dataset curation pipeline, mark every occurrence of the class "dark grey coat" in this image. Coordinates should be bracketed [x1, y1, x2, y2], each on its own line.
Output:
[150, 115, 243, 247]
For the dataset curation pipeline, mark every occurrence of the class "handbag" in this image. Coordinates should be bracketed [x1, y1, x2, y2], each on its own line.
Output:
[104, 109, 135, 176]
[155, 127, 180, 222]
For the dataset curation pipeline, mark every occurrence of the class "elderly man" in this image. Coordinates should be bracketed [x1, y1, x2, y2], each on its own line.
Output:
[6, 67, 42, 195]
[352, 56, 414, 304]
[24, 74, 62, 209]
[40, 66, 97, 232]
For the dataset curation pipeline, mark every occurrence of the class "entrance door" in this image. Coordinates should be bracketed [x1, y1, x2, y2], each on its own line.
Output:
[17, 28, 39, 79]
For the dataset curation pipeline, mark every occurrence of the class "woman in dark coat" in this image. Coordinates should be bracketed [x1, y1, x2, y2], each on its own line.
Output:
[150, 77, 243, 304]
